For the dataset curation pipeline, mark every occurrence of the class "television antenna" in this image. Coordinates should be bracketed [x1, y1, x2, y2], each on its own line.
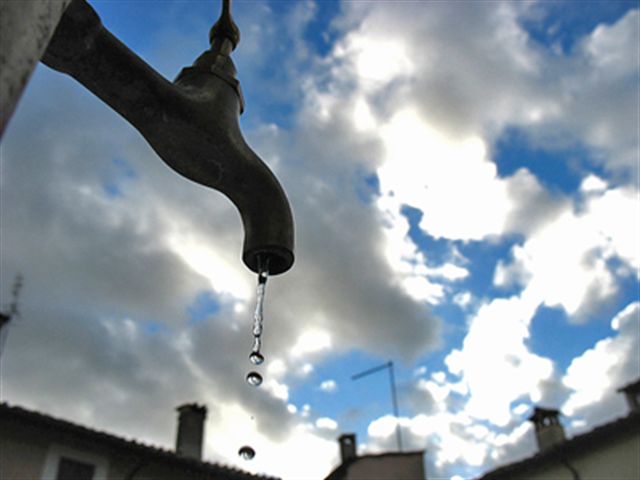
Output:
[351, 360, 403, 451]
[1, 274, 23, 358]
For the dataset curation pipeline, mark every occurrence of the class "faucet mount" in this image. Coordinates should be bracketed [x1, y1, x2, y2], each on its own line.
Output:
[41, 0, 295, 275]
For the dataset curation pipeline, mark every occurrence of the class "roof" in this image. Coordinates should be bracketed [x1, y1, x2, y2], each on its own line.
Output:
[324, 450, 425, 480]
[0, 403, 278, 480]
[618, 379, 640, 394]
[477, 412, 640, 479]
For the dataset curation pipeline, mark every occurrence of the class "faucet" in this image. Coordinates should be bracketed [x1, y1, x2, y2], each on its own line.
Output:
[40, 0, 294, 275]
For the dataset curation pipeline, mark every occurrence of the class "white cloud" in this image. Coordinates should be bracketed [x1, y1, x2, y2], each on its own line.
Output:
[427, 263, 469, 282]
[339, 34, 414, 88]
[583, 186, 640, 275]
[413, 366, 428, 377]
[368, 414, 401, 439]
[267, 358, 287, 378]
[453, 291, 473, 309]
[319, 379, 338, 393]
[298, 363, 314, 377]
[562, 302, 640, 420]
[315, 417, 338, 431]
[263, 378, 290, 402]
[580, 174, 608, 193]
[445, 296, 553, 427]
[540, 9, 640, 172]
[377, 196, 447, 304]
[212, 406, 337, 480]
[377, 109, 511, 241]
[290, 329, 332, 358]
[512, 403, 529, 416]
[493, 246, 533, 290]
[583, 10, 639, 78]
[417, 378, 450, 403]
[165, 229, 250, 300]
[366, 409, 534, 476]
[497, 184, 639, 317]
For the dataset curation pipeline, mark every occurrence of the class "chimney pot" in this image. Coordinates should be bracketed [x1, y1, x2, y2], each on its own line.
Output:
[528, 407, 565, 452]
[175, 403, 207, 460]
[338, 433, 357, 463]
[617, 379, 640, 413]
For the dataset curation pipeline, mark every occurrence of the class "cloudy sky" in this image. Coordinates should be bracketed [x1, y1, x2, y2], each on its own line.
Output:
[1, 0, 639, 478]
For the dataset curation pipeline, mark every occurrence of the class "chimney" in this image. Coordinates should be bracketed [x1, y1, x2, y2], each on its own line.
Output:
[338, 433, 357, 463]
[617, 379, 640, 413]
[175, 404, 207, 460]
[528, 407, 565, 452]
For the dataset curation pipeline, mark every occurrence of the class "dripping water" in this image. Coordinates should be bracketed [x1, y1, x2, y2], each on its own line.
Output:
[238, 445, 255, 460]
[251, 265, 268, 361]
[246, 371, 263, 386]
[246, 260, 268, 387]
[249, 350, 264, 365]
[241, 259, 270, 459]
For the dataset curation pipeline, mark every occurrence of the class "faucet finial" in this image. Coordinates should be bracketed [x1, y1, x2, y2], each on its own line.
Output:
[209, 0, 240, 52]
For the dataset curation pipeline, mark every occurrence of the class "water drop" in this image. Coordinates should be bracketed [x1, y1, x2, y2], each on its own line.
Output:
[246, 371, 263, 386]
[249, 351, 264, 365]
[238, 445, 255, 460]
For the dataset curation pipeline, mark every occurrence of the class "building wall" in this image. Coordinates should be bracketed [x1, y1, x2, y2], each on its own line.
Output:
[344, 453, 425, 480]
[0, 415, 224, 480]
[1, 418, 52, 480]
[574, 433, 639, 480]
[501, 430, 639, 480]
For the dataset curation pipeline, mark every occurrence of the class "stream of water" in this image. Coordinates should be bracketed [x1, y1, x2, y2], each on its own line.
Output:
[240, 265, 270, 460]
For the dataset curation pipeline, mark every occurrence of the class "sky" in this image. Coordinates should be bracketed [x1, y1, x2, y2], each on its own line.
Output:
[0, 0, 639, 479]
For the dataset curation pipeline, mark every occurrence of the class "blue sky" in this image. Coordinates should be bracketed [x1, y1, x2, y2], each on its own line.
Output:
[1, 1, 638, 479]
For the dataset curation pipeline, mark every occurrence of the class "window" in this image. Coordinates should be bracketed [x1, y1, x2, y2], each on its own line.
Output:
[55, 457, 96, 480]
[41, 446, 107, 480]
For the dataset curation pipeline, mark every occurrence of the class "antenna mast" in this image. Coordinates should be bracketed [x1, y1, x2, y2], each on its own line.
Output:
[352, 360, 403, 452]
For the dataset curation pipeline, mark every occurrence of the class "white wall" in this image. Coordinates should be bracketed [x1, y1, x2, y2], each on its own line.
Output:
[507, 431, 639, 480]
[344, 453, 425, 480]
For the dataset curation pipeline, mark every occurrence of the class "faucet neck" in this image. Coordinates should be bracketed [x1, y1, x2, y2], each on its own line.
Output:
[175, 48, 245, 115]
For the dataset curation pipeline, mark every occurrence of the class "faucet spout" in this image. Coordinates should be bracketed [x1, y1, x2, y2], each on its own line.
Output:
[41, 0, 294, 275]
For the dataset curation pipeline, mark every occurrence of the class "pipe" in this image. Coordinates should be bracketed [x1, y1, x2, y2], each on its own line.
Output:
[0, 0, 73, 137]
[560, 457, 581, 480]
[40, 0, 294, 275]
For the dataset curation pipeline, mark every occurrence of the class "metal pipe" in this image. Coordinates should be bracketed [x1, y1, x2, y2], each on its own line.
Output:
[0, 0, 73, 137]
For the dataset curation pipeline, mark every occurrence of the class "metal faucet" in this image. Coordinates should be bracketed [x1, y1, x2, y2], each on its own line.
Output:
[40, 0, 294, 275]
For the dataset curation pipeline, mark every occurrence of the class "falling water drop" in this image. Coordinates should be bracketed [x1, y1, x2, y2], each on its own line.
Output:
[249, 351, 264, 365]
[238, 446, 256, 460]
[246, 371, 263, 386]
